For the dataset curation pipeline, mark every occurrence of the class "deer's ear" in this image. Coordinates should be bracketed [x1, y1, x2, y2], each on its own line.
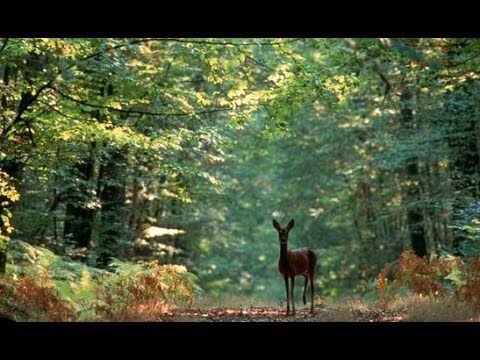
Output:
[287, 219, 295, 230]
[273, 219, 281, 231]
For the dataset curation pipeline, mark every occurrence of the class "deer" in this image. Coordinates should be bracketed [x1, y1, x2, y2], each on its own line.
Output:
[273, 219, 317, 316]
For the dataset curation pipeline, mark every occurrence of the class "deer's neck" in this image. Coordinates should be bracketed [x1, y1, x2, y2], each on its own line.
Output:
[280, 241, 289, 264]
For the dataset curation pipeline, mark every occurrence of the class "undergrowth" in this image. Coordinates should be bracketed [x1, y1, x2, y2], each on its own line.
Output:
[376, 250, 480, 317]
[0, 239, 198, 321]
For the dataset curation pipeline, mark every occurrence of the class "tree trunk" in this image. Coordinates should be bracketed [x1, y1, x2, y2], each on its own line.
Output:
[446, 85, 480, 255]
[0, 249, 6, 274]
[0, 53, 49, 271]
[62, 143, 96, 251]
[127, 175, 148, 240]
[96, 146, 127, 267]
[400, 86, 427, 258]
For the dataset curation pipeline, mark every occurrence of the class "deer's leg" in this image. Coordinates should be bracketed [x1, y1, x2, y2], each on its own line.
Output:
[284, 276, 290, 316]
[302, 275, 308, 305]
[290, 276, 295, 316]
[309, 275, 315, 314]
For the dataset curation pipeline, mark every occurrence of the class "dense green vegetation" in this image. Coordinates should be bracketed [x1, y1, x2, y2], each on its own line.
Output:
[2, 38, 480, 321]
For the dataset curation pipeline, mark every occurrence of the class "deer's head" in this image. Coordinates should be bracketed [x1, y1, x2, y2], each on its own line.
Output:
[273, 219, 294, 244]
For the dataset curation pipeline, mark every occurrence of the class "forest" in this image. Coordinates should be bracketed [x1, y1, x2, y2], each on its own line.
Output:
[1, 38, 480, 322]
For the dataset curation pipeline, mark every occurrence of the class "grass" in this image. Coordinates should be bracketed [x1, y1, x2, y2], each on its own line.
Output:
[338, 294, 480, 322]
[390, 294, 479, 322]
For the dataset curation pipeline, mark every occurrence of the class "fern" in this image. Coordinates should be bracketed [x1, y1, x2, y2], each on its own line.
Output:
[445, 267, 466, 288]
[80, 265, 92, 290]
[3, 240, 200, 321]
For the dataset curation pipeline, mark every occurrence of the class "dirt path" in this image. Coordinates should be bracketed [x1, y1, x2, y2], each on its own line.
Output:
[161, 306, 405, 322]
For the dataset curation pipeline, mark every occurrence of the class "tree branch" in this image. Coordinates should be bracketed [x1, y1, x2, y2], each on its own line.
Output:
[241, 51, 276, 72]
[152, 38, 304, 47]
[24, 119, 36, 147]
[372, 64, 391, 101]
[1, 79, 54, 140]
[54, 87, 244, 117]
[70, 38, 303, 69]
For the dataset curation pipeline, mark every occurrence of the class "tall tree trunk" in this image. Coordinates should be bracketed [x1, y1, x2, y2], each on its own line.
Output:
[62, 79, 114, 252]
[0, 65, 12, 273]
[128, 175, 149, 242]
[96, 146, 127, 267]
[0, 62, 29, 272]
[446, 86, 480, 255]
[63, 143, 96, 251]
[400, 86, 427, 258]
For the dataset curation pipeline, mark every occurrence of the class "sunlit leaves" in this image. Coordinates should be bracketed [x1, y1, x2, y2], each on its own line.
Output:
[0, 172, 20, 251]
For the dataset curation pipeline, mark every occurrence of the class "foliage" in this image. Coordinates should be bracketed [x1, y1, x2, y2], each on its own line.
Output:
[376, 251, 448, 307]
[455, 257, 480, 311]
[3, 37, 480, 314]
[376, 250, 480, 312]
[1, 239, 197, 321]
[0, 171, 20, 252]
[93, 259, 195, 321]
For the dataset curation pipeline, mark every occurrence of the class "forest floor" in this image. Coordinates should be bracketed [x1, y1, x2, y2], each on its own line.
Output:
[160, 295, 480, 322]
[162, 305, 404, 322]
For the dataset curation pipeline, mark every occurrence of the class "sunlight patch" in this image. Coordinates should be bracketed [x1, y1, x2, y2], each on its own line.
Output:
[143, 226, 185, 238]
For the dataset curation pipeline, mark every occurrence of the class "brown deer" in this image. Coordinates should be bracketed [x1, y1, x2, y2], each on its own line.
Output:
[273, 219, 317, 316]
